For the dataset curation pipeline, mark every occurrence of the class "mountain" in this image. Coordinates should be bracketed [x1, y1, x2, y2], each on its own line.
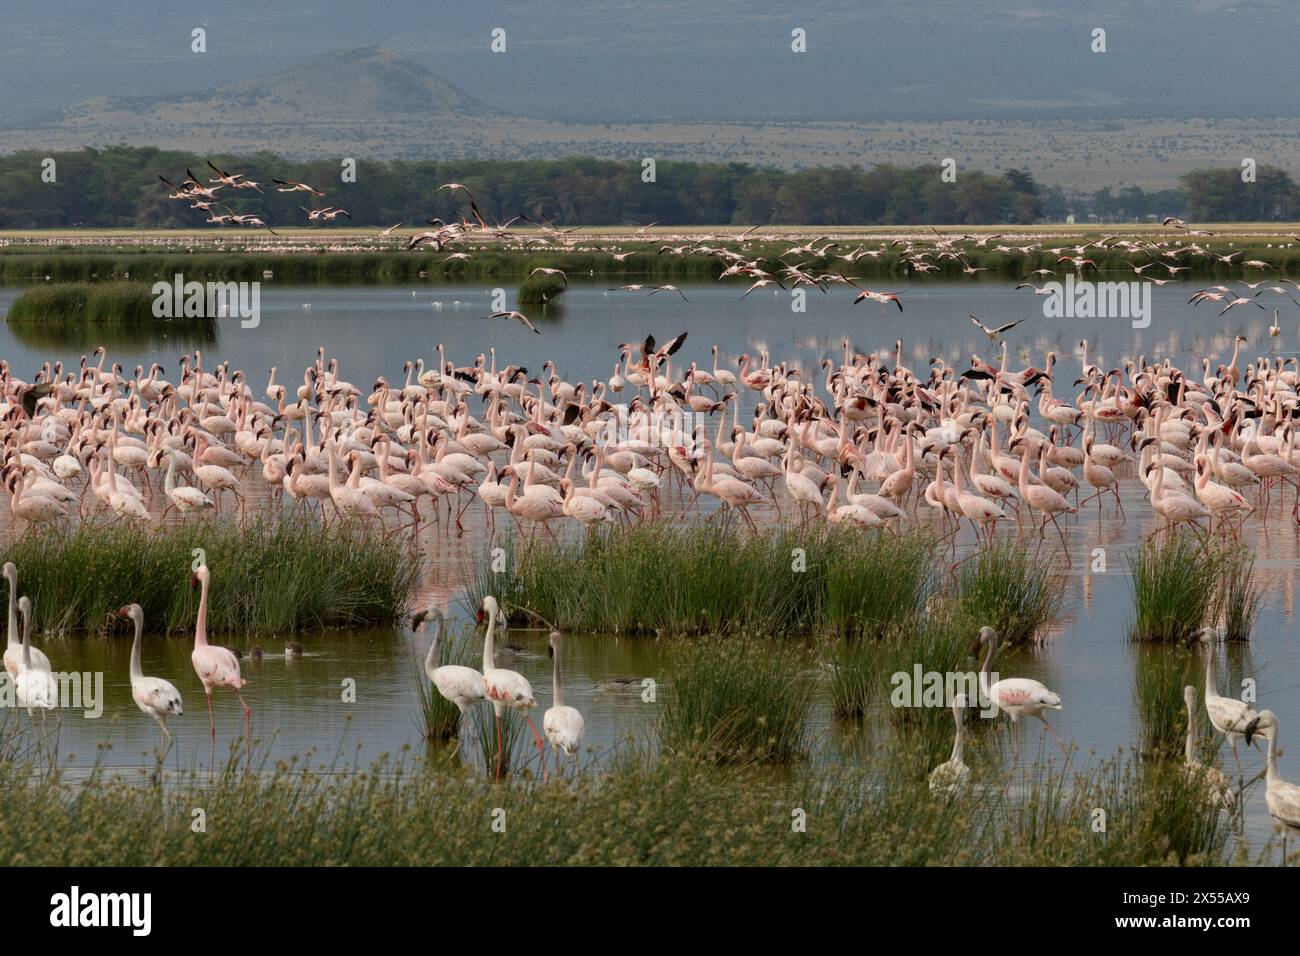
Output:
[53, 46, 498, 130]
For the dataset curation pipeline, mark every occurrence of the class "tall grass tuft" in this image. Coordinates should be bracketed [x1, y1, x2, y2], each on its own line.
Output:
[825, 531, 934, 640]
[517, 275, 566, 305]
[466, 525, 937, 638]
[658, 637, 813, 764]
[1129, 537, 1221, 642]
[1133, 645, 1202, 759]
[954, 541, 1062, 644]
[1214, 547, 1263, 642]
[6, 281, 156, 322]
[468, 706, 532, 778]
[2, 518, 418, 636]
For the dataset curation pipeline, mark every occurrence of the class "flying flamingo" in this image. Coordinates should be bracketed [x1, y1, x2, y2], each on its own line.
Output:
[118, 603, 183, 759]
[480, 596, 546, 781]
[189, 565, 250, 750]
[543, 631, 586, 780]
[975, 626, 1067, 763]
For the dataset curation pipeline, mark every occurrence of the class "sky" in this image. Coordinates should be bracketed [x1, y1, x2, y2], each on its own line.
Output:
[0, 0, 1294, 125]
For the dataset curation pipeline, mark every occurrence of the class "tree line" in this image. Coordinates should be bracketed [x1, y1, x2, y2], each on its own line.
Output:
[0, 146, 1291, 228]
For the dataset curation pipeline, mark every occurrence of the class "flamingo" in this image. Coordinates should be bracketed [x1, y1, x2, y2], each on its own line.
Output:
[1185, 627, 1259, 783]
[975, 626, 1067, 762]
[416, 605, 485, 734]
[1181, 685, 1234, 812]
[15, 595, 56, 718]
[189, 565, 250, 748]
[1248, 711, 1300, 864]
[3, 562, 49, 679]
[118, 603, 183, 759]
[543, 631, 586, 780]
[929, 694, 971, 795]
[480, 596, 546, 781]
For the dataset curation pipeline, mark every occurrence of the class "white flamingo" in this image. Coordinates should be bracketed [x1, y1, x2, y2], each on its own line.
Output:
[975, 626, 1067, 762]
[480, 596, 546, 781]
[543, 631, 586, 780]
[119, 603, 183, 758]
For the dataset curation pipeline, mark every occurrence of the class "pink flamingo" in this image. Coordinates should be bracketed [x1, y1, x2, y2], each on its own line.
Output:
[480, 595, 546, 781]
[189, 565, 250, 748]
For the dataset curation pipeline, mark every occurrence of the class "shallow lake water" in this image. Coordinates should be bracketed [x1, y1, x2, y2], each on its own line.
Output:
[1, 278, 1296, 848]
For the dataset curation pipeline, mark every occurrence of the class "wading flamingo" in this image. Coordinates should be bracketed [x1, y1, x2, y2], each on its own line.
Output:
[4, 563, 50, 678]
[1248, 711, 1300, 864]
[975, 626, 1066, 762]
[480, 596, 546, 781]
[416, 605, 484, 742]
[1181, 685, 1234, 812]
[190, 565, 250, 748]
[928, 694, 971, 795]
[543, 631, 586, 780]
[119, 603, 183, 759]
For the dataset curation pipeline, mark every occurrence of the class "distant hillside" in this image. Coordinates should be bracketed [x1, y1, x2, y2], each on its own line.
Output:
[54, 46, 498, 130]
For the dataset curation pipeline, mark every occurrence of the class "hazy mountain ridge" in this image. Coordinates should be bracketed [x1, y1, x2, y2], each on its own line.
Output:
[53, 46, 497, 128]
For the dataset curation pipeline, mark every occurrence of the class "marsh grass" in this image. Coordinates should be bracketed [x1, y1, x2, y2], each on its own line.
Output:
[517, 275, 566, 305]
[0, 742, 1233, 866]
[6, 281, 155, 322]
[1213, 547, 1263, 642]
[1129, 536, 1222, 642]
[1133, 645, 1203, 759]
[467, 525, 937, 638]
[658, 637, 813, 764]
[468, 706, 533, 778]
[2, 518, 418, 636]
[954, 541, 1062, 645]
[825, 531, 934, 640]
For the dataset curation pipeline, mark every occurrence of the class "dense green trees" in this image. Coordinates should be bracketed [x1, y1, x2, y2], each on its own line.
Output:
[0, 146, 1274, 227]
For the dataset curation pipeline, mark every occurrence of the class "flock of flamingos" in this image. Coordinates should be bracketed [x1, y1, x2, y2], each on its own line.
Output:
[5, 222, 1300, 852]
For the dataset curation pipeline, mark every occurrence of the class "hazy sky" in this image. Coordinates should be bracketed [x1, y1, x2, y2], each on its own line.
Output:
[2, 0, 1294, 124]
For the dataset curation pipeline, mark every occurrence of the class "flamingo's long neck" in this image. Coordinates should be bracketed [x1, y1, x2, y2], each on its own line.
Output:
[978, 637, 995, 699]
[482, 603, 498, 673]
[1184, 695, 1197, 764]
[424, 613, 443, 677]
[1202, 643, 1217, 700]
[129, 613, 144, 682]
[552, 641, 565, 707]
[20, 602, 32, 670]
[195, 575, 210, 648]
[950, 703, 965, 764]
[5, 573, 16, 651]
[1266, 726, 1283, 785]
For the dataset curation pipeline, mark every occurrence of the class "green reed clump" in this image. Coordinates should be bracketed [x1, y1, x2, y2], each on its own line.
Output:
[468, 706, 533, 778]
[466, 525, 935, 638]
[517, 275, 566, 305]
[825, 531, 935, 640]
[6, 281, 156, 323]
[658, 637, 813, 764]
[1133, 646, 1203, 759]
[1129, 536, 1222, 642]
[2, 518, 418, 636]
[877, 601, 979, 728]
[1213, 547, 1263, 642]
[954, 541, 1061, 644]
